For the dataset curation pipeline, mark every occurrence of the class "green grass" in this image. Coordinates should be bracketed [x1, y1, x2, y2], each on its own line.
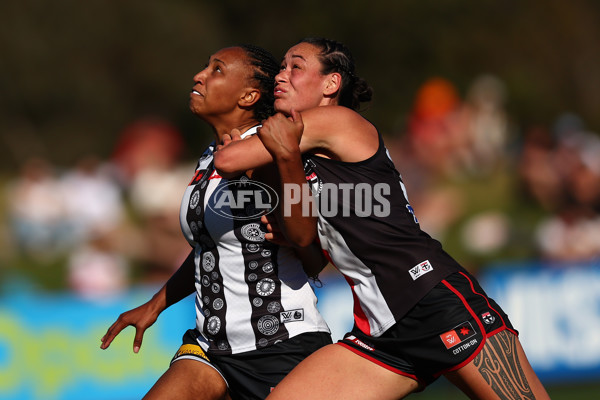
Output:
[411, 380, 600, 399]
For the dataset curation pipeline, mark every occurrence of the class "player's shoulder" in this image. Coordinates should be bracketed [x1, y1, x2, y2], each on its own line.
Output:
[302, 105, 360, 119]
[302, 106, 374, 132]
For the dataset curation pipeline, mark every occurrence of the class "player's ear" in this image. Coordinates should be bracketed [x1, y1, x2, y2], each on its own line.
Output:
[323, 73, 341, 96]
[240, 89, 260, 107]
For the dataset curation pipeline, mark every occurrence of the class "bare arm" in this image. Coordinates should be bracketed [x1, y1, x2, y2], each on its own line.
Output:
[295, 242, 329, 278]
[260, 213, 328, 278]
[100, 249, 196, 353]
[255, 111, 317, 247]
[213, 105, 378, 175]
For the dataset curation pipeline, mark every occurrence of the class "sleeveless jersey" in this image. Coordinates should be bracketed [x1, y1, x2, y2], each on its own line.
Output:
[180, 129, 329, 355]
[303, 134, 466, 337]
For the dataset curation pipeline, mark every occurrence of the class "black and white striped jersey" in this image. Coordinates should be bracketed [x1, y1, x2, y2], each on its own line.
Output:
[180, 131, 329, 355]
[303, 134, 466, 337]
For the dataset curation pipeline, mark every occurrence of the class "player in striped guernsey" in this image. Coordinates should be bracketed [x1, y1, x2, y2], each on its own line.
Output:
[214, 38, 550, 399]
[100, 44, 331, 400]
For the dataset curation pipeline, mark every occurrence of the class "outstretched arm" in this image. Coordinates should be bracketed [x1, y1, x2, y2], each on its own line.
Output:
[100, 249, 196, 353]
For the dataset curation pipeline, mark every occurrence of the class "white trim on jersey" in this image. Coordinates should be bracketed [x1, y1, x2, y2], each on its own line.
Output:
[317, 215, 397, 337]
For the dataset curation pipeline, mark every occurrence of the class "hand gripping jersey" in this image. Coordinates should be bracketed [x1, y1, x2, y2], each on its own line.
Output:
[180, 130, 329, 355]
[303, 134, 467, 337]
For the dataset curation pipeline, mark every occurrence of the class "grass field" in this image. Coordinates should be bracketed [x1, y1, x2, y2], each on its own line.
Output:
[411, 380, 600, 399]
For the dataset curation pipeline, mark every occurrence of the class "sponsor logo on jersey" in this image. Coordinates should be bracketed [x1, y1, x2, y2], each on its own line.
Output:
[280, 308, 304, 323]
[409, 260, 433, 281]
[440, 321, 476, 349]
[481, 311, 496, 325]
[345, 335, 375, 351]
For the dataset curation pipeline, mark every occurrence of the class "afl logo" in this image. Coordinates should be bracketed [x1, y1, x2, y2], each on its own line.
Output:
[207, 179, 279, 220]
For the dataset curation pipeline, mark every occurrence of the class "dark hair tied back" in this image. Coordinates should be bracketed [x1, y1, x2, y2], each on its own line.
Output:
[299, 37, 373, 111]
[239, 44, 279, 121]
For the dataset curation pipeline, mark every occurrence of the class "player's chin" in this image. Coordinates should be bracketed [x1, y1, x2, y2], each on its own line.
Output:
[274, 99, 292, 116]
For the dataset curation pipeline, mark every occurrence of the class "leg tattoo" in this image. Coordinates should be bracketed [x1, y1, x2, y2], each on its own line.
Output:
[473, 331, 536, 399]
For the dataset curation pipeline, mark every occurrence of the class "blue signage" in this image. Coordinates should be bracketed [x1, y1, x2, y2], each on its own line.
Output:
[1, 261, 599, 399]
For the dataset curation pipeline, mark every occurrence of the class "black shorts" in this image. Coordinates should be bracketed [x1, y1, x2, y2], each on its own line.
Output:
[171, 329, 332, 400]
[338, 271, 517, 387]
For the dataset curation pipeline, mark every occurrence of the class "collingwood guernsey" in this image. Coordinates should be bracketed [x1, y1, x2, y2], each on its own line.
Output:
[180, 128, 329, 355]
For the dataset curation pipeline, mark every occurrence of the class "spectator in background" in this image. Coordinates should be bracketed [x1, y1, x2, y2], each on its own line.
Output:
[59, 154, 130, 299]
[111, 117, 184, 186]
[519, 126, 563, 212]
[386, 78, 468, 242]
[406, 77, 465, 177]
[59, 155, 125, 246]
[67, 235, 129, 301]
[5, 157, 67, 256]
[520, 113, 600, 262]
[461, 74, 510, 175]
[111, 117, 192, 282]
[389, 74, 514, 266]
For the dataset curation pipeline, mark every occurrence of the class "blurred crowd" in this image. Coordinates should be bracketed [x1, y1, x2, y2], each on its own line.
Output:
[386, 74, 600, 268]
[1, 75, 599, 300]
[1, 118, 193, 300]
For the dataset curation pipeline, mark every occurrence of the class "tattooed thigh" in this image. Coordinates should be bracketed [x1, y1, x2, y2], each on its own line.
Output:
[473, 330, 536, 400]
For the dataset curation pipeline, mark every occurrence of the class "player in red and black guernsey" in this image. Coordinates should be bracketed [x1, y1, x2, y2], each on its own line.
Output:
[100, 45, 331, 400]
[214, 38, 550, 400]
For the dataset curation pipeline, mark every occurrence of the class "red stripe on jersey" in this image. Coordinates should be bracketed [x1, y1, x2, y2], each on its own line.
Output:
[322, 249, 371, 335]
[321, 248, 333, 264]
[344, 274, 371, 335]
[188, 170, 204, 185]
[208, 170, 221, 180]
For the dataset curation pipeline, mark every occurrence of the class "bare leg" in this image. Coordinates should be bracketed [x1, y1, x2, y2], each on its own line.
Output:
[267, 344, 420, 400]
[444, 330, 550, 400]
[143, 359, 231, 400]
